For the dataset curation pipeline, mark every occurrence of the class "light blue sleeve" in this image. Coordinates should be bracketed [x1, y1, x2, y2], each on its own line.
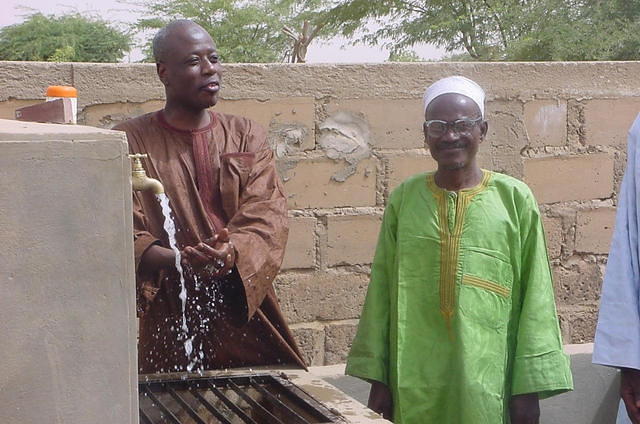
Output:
[593, 113, 640, 370]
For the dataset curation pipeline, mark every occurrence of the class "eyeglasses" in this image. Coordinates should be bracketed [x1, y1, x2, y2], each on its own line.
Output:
[424, 117, 483, 137]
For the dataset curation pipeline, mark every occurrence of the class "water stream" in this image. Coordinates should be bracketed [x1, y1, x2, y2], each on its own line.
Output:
[157, 193, 197, 370]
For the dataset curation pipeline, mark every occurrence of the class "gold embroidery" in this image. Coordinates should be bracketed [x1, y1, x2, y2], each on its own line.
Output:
[426, 171, 492, 331]
[462, 274, 510, 297]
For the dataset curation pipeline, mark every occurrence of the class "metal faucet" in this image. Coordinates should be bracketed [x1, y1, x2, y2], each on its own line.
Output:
[128, 154, 164, 194]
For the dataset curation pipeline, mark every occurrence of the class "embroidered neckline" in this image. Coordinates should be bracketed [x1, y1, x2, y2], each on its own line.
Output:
[426, 170, 492, 334]
[156, 110, 218, 134]
[426, 170, 490, 195]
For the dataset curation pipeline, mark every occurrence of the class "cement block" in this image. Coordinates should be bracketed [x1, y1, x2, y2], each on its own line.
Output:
[318, 111, 371, 163]
[543, 215, 563, 259]
[524, 154, 614, 203]
[585, 98, 640, 147]
[326, 99, 424, 149]
[325, 321, 359, 365]
[275, 272, 369, 324]
[575, 208, 616, 254]
[524, 100, 567, 147]
[485, 101, 527, 177]
[0, 62, 73, 101]
[283, 158, 377, 209]
[290, 325, 325, 366]
[282, 216, 316, 270]
[326, 215, 382, 266]
[217, 97, 315, 152]
[386, 152, 436, 191]
[558, 307, 599, 344]
[73, 63, 164, 107]
[80, 100, 165, 128]
[553, 260, 603, 305]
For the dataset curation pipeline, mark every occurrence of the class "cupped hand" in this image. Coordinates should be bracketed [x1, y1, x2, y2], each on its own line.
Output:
[181, 228, 236, 277]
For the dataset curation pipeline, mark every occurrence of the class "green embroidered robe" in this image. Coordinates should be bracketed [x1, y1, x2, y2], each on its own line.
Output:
[346, 170, 573, 424]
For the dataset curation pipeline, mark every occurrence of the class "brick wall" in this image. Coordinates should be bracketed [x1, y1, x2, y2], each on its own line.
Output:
[2, 61, 638, 365]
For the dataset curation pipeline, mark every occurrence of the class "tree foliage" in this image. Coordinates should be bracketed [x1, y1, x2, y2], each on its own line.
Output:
[387, 49, 424, 62]
[505, 0, 640, 60]
[133, 0, 337, 63]
[0, 13, 133, 62]
[325, 0, 640, 61]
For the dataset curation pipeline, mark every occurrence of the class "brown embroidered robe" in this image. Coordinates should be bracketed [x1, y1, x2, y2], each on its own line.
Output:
[115, 110, 305, 373]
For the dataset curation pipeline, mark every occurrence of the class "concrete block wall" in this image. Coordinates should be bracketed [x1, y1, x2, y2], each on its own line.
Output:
[2, 60, 639, 365]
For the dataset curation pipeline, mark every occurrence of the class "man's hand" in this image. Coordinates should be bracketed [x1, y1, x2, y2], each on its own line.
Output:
[182, 228, 236, 277]
[510, 393, 540, 424]
[621, 368, 640, 423]
[367, 381, 393, 420]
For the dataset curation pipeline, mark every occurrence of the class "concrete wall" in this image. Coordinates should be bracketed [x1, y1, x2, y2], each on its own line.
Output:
[1, 60, 638, 365]
[0, 119, 138, 424]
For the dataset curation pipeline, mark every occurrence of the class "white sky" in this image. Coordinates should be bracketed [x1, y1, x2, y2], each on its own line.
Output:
[1, 0, 449, 63]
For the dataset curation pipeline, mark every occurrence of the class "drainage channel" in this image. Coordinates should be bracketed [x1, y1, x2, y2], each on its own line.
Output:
[139, 372, 346, 424]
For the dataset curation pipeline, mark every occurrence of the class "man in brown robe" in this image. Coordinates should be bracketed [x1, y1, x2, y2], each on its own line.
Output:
[115, 19, 305, 374]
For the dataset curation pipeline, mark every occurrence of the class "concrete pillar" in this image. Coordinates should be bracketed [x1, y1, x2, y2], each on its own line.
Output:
[0, 119, 138, 424]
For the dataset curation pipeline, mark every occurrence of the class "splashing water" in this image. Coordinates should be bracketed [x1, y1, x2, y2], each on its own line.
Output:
[157, 193, 191, 361]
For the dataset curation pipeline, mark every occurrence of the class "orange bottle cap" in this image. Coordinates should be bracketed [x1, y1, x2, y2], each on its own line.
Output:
[46, 85, 77, 98]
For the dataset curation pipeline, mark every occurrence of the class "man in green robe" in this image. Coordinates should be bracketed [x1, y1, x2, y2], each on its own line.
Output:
[345, 76, 573, 424]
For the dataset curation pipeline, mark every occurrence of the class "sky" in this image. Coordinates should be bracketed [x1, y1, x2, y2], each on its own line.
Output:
[2, 0, 449, 63]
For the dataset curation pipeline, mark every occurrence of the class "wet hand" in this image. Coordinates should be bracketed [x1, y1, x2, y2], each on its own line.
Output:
[181, 228, 236, 277]
[621, 368, 640, 424]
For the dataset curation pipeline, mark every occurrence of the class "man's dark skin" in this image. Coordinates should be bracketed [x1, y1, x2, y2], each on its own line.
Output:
[622, 368, 640, 423]
[137, 20, 235, 276]
[366, 93, 540, 423]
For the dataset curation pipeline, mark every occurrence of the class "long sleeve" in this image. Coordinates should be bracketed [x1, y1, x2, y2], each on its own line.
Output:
[510, 190, 573, 398]
[133, 191, 160, 273]
[593, 114, 640, 370]
[345, 191, 398, 385]
[222, 131, 289, 324]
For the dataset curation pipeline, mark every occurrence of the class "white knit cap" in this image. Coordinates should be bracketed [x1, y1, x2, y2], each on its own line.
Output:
[423, 76, 485, 117]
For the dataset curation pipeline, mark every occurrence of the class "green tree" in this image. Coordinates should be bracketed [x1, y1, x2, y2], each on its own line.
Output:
[387, 49, 424, 62]
[133, 0, 337, 63]
[505, 0, 640, 60]
[0, 13, 133, 62]
[325, 0, 640, 61]
[324, 0, 533, 60]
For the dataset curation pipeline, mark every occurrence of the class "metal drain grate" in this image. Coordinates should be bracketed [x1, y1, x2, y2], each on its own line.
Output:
[139, 373, 345, 424]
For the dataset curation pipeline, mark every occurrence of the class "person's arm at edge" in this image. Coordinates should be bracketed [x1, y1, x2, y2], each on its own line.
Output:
[593, 114, 640, 424]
